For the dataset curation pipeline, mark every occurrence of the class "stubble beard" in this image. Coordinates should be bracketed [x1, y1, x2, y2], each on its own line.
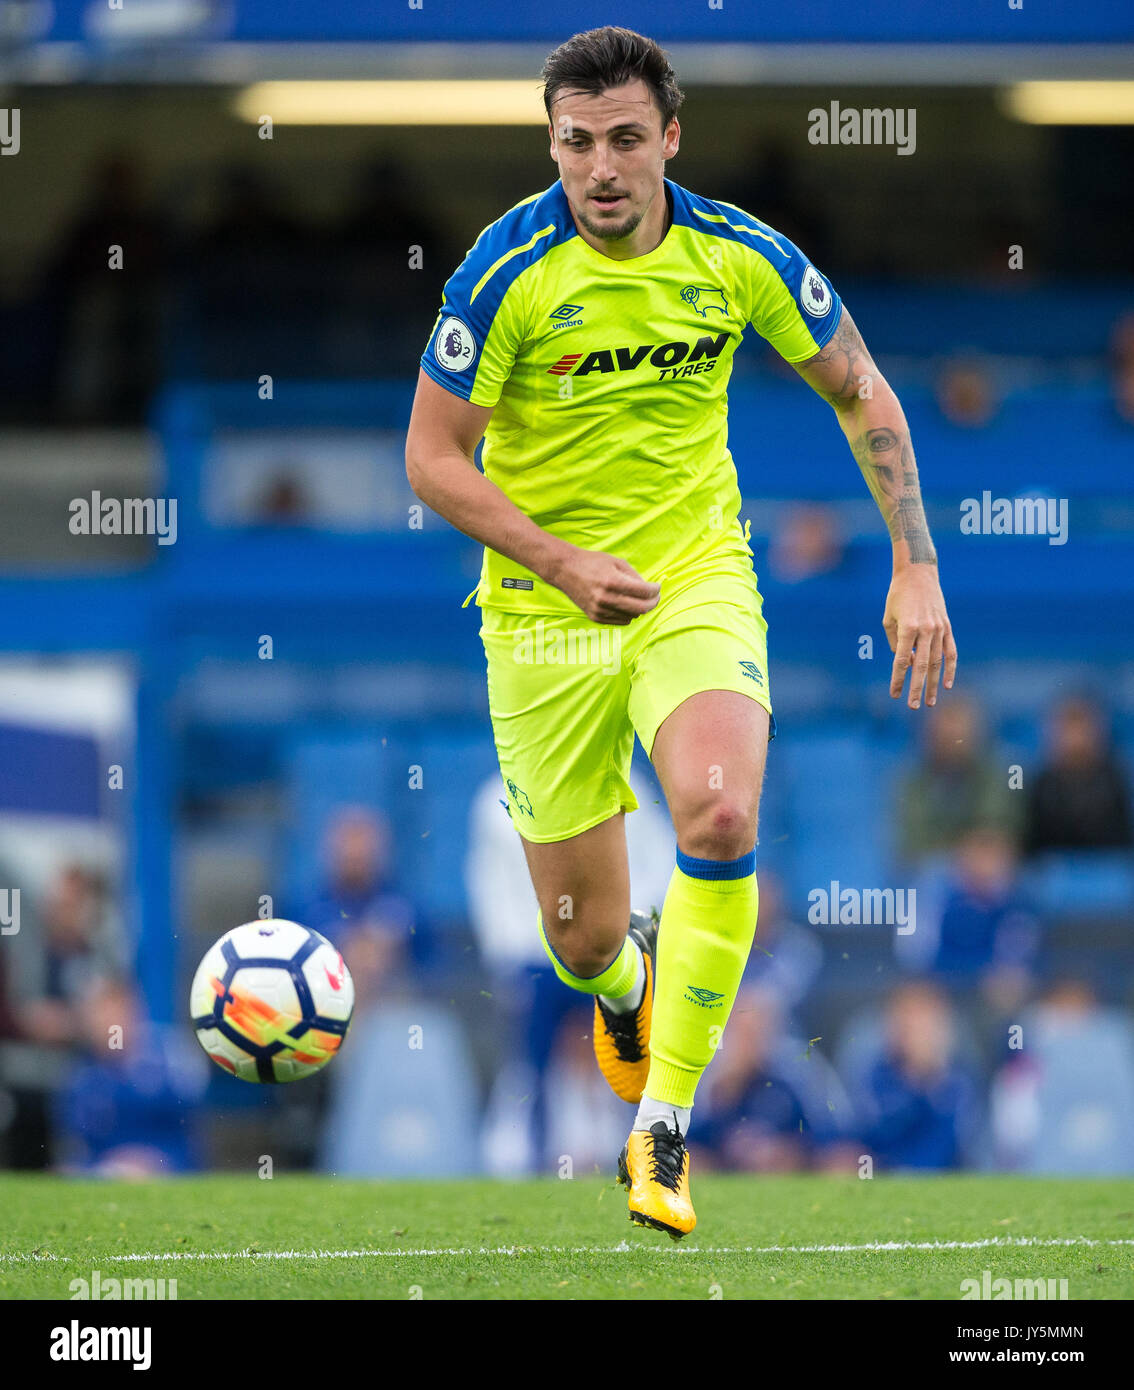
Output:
[574, 201, 645, 243]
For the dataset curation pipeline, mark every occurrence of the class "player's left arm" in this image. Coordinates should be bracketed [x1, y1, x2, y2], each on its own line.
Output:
[793, 306, 958, 709]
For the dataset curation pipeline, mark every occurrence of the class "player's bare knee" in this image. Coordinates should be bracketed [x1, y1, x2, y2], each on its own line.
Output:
[547, 926, 627, 979]
[679, 801, 758, 862]
[542, 894, 630, 978]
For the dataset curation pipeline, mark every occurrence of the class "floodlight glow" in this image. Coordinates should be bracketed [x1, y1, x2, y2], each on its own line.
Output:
[234, 81, 548, 126]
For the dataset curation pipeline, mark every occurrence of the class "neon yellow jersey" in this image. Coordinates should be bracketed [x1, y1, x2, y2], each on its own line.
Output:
[420, 178, 842, 613]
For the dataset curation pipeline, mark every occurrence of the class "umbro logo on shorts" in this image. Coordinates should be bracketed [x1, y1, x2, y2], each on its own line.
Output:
[739, 660, 765, 685]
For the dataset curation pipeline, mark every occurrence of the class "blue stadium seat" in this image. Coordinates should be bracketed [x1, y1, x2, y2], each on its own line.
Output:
[318, 1002, 480, 1177]
[728, 379, 1133, 502]
[387, 725, 500, 922]
[280, 729, 398, 909]
[777, 728, 892, 906]
[1023, 851, 1134, 917]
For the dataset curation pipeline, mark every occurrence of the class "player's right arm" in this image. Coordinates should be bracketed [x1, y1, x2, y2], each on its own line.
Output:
[405, 370, 659, 625]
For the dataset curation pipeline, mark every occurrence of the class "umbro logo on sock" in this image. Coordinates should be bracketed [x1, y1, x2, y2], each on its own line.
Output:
[685, 985, 725, 1008]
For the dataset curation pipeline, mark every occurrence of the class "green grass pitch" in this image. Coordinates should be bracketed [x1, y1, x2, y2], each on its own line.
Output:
[1, 1173, 1132, 1300]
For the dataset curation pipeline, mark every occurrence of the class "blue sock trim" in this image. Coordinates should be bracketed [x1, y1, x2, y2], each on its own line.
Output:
[676, 847, 756, 881]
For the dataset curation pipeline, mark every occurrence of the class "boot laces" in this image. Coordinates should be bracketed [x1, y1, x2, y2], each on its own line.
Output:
[598, 997, 644, 1062]
[647, 1121, 686, 1193]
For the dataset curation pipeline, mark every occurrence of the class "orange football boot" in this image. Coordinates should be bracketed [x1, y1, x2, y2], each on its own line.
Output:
[592, 910, 657, 1103]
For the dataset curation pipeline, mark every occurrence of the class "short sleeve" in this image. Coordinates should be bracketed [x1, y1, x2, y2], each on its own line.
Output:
[420, 244, 528, 408]
[744, 228, 842, 365]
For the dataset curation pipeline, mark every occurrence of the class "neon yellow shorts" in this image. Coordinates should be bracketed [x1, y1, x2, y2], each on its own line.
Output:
[479, 548, 775, 843]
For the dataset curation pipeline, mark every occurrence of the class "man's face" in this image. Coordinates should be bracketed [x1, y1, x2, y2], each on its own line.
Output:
[1053, 704, 1102, 767]
[548, 79, 679, 244]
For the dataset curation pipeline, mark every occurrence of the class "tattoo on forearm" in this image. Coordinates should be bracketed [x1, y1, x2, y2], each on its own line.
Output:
[798, 309, 937, 564]
[852, 425, 937, 564]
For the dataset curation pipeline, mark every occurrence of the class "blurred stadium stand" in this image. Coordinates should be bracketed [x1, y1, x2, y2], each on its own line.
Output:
[1, 2, 1132, 1174]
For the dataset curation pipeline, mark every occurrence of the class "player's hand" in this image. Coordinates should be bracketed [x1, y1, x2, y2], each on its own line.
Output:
[883, 564, 957, 709]
[549, 545, 661, 625]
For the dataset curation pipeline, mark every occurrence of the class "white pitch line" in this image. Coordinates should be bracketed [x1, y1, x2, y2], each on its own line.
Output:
[3, 1236, 1133, 1264]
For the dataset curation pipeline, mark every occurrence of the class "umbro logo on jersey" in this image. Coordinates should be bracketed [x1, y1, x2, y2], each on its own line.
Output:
[547, 331, 729, 382]
[680, 285, 729, 317]
[550, 303, 584, 331]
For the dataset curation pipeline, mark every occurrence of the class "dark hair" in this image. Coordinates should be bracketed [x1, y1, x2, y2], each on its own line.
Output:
[541, 27, 684, 131]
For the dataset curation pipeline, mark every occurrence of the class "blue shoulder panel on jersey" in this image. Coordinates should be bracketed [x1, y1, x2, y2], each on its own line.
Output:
[420, 182, 577, 399]
[669, 179, 842, 350]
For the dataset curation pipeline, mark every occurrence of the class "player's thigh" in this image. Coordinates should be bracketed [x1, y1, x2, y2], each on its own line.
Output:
[480, 608, 637, 965]
[629, 562, 774, 855]
[481, 609, 638, 842]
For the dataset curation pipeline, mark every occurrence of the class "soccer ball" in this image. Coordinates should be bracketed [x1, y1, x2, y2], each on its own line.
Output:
[189, 919, 354, 1083]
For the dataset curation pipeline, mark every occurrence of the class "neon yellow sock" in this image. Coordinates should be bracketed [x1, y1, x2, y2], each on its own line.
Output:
[645, 850, 759, 1109]
[536, 910, 639, 997]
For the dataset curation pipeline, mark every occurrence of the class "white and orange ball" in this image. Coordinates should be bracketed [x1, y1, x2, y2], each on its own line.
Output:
[190, 919, 354, 1083]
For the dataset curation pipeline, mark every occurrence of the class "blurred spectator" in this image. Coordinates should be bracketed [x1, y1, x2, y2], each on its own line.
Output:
[0, 859, 125, 1168]
[0, 944, 39, 1167]
[853, 980, 981, 1170]
[55, 976, 208, 1175]
[743, 867, 823, 1020]
[0, 947, 22, 1042]
[692, 986, 855, 1174]
[253, 468, 313, 523]
[315, 854, 476, 1181]
[11, 861, 125, 1052]
[41, 154, 167, 422]
[539, 1003, 637, 1176]
[301, 806, 416, 1007]
[326, 157, 448, 375]
[1108, 311, 1134, 426]
[319, 989, 481, 1178]
[935, 354, 999, 428]
[720, 138, 831, 268]
[29, 863, 120, 1037]
[989, 978, 1134, 1173]
[194, 164, 302, 259]
[767, 504, 845, 583]
[901, 828, 1039, 1017]
[1023, 696, 1134, 854]
[337, 157, 446, 265]
[285, 806, 417, 1168]
[896, 694, 1021, 865]
[0, 860, 46, 1167]
[184, 165, 315, 378]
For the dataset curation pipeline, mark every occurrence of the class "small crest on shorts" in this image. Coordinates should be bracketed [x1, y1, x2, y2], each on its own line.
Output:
[506, 779, 535, 818]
